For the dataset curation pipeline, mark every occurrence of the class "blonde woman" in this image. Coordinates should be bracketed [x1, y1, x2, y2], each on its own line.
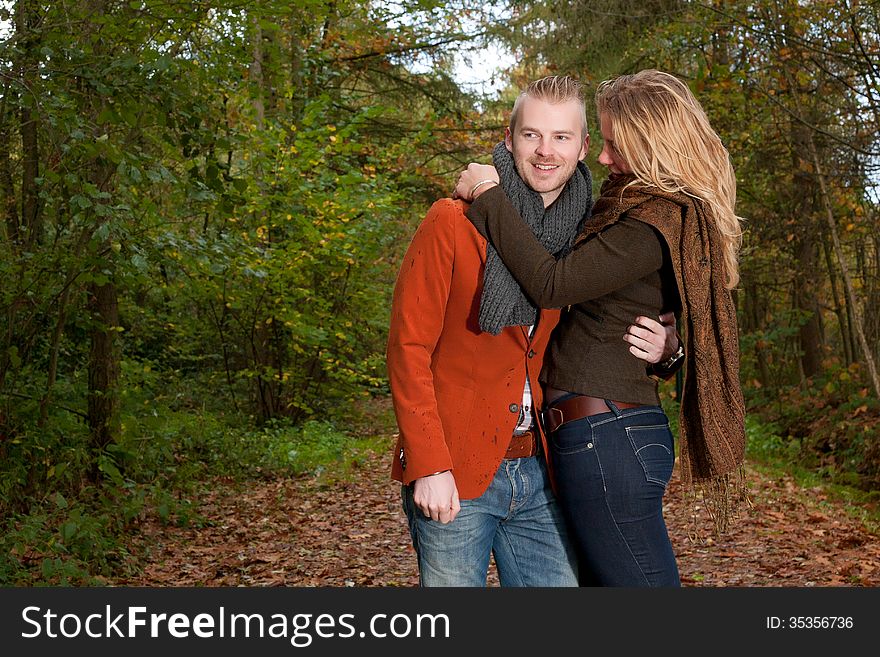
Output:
[454, 69, 746, 586]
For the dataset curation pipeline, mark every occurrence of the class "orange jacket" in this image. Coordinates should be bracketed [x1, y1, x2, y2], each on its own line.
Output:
[387, 198, 561, 499]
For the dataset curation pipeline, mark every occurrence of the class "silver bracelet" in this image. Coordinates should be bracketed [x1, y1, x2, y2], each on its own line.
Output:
[469, 179, 498, 198]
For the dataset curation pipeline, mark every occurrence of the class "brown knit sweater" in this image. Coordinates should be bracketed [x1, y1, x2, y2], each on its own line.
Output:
[468, 174, 747, 531]
[468, 186, 678, 405]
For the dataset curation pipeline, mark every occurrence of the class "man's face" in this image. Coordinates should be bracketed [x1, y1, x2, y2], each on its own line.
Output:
[505, 96, 589, 208]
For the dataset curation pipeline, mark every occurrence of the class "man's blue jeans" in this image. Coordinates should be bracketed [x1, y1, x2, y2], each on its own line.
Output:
[548, 400, 680, 587]
[402, 454, 578, 587]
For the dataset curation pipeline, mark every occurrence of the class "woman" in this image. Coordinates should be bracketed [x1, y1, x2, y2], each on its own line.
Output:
[455, 69, 746, 586]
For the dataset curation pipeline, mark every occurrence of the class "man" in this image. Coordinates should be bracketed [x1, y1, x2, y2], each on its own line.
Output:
[387, 76, 678, 587]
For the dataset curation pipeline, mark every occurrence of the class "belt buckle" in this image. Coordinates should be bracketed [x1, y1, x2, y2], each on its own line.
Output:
[544, 406, 564, 433]
[524, 430, 537, 456]
[507, 430, 536, 459]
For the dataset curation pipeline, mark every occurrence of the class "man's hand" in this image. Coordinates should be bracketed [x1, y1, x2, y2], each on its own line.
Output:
[453, 163, 499, 201]
[624, 311, 678, 364]
[413, 471, 461, 524]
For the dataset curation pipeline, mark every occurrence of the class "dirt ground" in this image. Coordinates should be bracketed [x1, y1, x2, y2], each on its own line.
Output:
[117, 440, 880, 588]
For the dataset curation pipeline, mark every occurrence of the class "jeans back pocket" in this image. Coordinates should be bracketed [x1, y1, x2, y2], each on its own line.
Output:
[625, 424, 674, 487]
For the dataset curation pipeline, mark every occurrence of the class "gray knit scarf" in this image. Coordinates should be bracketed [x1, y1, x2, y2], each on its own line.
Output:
[479, 141, 592, 335]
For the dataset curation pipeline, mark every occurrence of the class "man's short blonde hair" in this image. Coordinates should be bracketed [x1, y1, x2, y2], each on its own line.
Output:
[509, 75, 588, 139]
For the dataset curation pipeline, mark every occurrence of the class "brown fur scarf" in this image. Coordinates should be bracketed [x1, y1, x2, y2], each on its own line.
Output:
[580, 173, 749, 535]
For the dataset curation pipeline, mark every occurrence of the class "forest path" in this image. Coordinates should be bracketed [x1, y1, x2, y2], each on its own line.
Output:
[117, 432, 880, 587]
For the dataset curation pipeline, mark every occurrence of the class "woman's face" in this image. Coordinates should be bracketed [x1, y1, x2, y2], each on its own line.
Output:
[598, 113, 632, 175]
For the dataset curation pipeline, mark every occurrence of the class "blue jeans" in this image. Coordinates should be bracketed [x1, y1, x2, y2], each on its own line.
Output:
[402, 454, 578, 587]
[548, 400, 680, 587]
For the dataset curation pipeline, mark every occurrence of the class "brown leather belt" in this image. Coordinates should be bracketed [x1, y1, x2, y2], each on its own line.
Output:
[504, 430, 539, 459]
[543, 396, 641, 434]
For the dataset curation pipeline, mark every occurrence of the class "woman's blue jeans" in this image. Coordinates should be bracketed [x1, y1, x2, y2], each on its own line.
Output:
[548, 400, 680, 587]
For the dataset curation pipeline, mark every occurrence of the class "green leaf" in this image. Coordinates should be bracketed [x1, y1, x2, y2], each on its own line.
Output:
[61, 522, 78, 541]
[98, 456, 125, 486]
[7, 345, 21, 369]
[93, 222, 111, 243]
[71, 194, 93, 209]
[131, 254, 148, 272]
[97, 107, 118, 124]
[121, 107, 138, 127]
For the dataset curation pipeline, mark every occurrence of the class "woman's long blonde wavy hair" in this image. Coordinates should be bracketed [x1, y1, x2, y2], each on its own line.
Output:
[596, 70, 744, 289]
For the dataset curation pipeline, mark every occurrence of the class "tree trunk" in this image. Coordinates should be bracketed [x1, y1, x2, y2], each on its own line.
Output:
[808, 135, 880, 399]
[711, 1, 730, 69]
[248, 11, 281, 420]
[821, 231, 853, 365]
[863, 234, 880, 358]
[745, 281, 772, 388]
[0, 80, 19, 244]
[39, 284, 72, 426]
[793, 230, 823, 379]
[17, 0, 41, 247]
[249, 14, 265, 126]
[791, 119, 824, 380]
[87, 279, 121, 477]
[289, 27, 305, 122]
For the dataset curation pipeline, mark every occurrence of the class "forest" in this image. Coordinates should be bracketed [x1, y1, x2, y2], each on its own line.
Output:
[1, 0, 878, 585]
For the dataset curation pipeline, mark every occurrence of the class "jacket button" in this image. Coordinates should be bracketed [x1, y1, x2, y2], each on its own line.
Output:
[528, 349, 536, 358]
[509, 403, 519, 413]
